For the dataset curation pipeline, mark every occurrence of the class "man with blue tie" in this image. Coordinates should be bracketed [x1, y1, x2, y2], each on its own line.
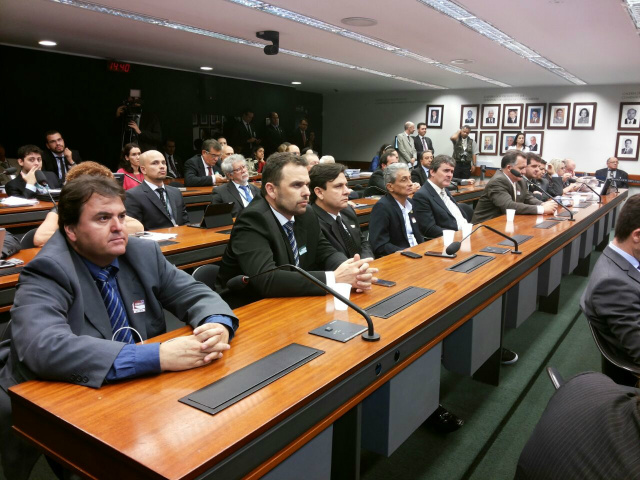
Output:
[41, 130, 82, 182]
[0, 176, 237, 479]
[211, 154, 261, 218]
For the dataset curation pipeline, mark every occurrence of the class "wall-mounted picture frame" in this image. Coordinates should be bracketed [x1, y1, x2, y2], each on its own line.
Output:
[501, 131, 519, 155]
[192, 114, 199, 126]
[524, 103, 546, 129]
[479, 131, 499, 155]
[480, 104, 500, 129]
[199, 113, 209, 125]
[502, 104, 523, 130]
[460, 104, 479, 129]
[467, 130, 478, 142]
[426, 105, 444, 129]
[525, 131, 544, 156]
[615, 133, 640, 161]
[572, 103, 597, 130]
[618, 103, 640, 131]
[548, 103, 571, 129]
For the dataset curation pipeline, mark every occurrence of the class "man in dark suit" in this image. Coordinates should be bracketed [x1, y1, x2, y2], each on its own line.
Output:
[264, 112, 287, 156]
[621, 139, 634, 155]
[413, 122, 435, 158]
[595, 157, 629, 189]
[516, 372, 640, 480]
[163, 138, 182, 178]
[411, 150, 433, 186]
[485, 109, 496, 124]
[413, 155, 473, 239]
[211, 154, 261, 218]
[290, 118, 311, 151]
[369, 163, 424, 257]
[125, 150, 189, 230]
[309, 163, 373, 259]
[368, 149, 399, 193]
[5, 145, 60, 198]
[581, 194, 640, 368]
[217, 152, 376, 308]
[232, 109, 260, 156]
[523, 153, 548, 200]
[41, 130, 82, 183]
[183, 139, 227, 187]
[472, 151, 557, 224]
[624, 108, 637, 125]
[0, 176, 237, 480]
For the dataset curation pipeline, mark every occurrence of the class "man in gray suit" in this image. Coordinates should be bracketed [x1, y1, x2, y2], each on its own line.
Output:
[472, 151, 557, 224]
[581, 194, 640, 368]
[0, 176, 237, 479]
[125, 150, 190, 230]
[396, 121, 417, 166]
[211, 154, 261, 218]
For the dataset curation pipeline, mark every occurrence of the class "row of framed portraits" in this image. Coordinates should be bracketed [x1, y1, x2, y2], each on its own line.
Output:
[464, 130, 640, 161]
[425, 102, 640, 132]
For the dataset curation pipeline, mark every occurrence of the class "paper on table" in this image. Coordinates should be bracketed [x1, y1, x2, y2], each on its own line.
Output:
[131, 232, 178, 242]
[1, 197, 39, 207]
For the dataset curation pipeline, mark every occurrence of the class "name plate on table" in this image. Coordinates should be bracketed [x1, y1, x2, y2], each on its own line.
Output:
[534, 220, 561, 230]
[365, 286, 435, 319]
[180, 343, 324, 415]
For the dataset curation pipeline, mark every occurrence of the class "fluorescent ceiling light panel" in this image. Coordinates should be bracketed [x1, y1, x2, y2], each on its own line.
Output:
[415, 0, 474, 20]
[624, 0, 640, 30]
[47, 0, 444, 88]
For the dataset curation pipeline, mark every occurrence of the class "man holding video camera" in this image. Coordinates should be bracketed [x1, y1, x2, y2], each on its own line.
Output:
[450, 126, 478, 180]
[115, 89, 162, 153]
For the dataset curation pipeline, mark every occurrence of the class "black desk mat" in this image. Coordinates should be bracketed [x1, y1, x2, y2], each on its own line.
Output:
[0, 266, 22, 277]
[446, 254, 494, 274]
[498, 234, 533, 247]
[534, 220, 561, 229]
[217, 228, 233, 234]
[365, 286, 435, 319]
[157, 240, 179, 247]
[180, 343, 324, 415]
[555, 210, 575, 218]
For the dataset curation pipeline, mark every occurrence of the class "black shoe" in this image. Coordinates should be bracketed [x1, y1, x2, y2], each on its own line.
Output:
[425, 405, 464, 433]
[501, 348, 519, 365]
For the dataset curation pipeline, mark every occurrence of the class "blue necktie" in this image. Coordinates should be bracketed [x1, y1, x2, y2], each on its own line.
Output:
[282, 221, 300, 266]
[95, 266, 135, 344]
[239, 185, 253, 203]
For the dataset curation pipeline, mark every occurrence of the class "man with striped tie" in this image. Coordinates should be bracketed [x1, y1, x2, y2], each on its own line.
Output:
[218, 152, 377, 308]
[211, 154, 261, 218]
[0, 176, 237, 479]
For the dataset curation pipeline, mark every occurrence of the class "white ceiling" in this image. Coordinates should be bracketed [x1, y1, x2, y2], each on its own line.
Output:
[1, 0, 639, 93]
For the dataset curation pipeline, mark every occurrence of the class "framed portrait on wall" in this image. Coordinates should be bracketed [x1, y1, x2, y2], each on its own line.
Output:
[548, 103, 571, 129]
[480, 104, 500, 129]
[524, 103, 546, 129]
[426, 105, 444, 128]
[500, 131, 519, 155]
[479, 131, 498, 155]
[502, 104, 523, 129]
[199, 113, 209, 125]
[572, 103, 597, 130]
[467, 130, 478, 142]
[615, 133, 640, 161]
[525, 131, 544, 156]
[618, 103, 640, 131]
[460, 104, 479, 129]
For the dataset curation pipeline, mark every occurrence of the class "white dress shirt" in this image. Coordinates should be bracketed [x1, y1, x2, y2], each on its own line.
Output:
[427, 179, 468, 230]
[394, 198, 418, 247]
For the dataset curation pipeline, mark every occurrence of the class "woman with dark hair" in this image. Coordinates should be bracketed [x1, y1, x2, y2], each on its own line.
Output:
[255, 146, 266, 173]
[116, 143, 144, 190]
[507, 132, 530, 153]
[371, 144, 392, 171]
[577, 108, 590, 124]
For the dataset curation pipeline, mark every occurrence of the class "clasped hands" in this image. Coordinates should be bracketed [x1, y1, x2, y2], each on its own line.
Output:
[334, 253, 378, 293]
[159, 323, 230, 371]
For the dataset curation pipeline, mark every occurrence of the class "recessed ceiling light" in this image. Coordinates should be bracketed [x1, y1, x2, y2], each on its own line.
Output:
[341, 17, 377, 27]
[38, 40, 57, 46]
[451, 59, 473, 65]
[291, 81, 302, 85]
[200, 66, 213, 71]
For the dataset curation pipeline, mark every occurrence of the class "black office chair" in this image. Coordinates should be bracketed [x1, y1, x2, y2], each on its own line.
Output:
[0, 320, 11, 368]
[588, 322, 640, 387]
[546, 366, 565, 390]
[362, 186, 386, 197]
[192, 264, 220, 292]
[20, 228, 38, 249]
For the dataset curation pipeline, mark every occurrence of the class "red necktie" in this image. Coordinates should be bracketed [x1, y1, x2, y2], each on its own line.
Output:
[208, 166, 213, 176]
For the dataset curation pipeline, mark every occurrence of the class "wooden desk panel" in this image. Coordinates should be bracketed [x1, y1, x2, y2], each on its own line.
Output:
[9, 191, 626, 480]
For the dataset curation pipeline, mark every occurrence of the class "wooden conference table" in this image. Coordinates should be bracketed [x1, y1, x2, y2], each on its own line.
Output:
[8, 190, 626, 480]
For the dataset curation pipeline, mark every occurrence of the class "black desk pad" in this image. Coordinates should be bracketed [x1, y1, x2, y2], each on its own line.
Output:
[534, 220, 561, 229]
[0, 266, 22, 277]
[573, 202, 591, 208]
[157, 240, 179, 247]
[555, 210, 575, 218]
[498, 234, 533, 247]
[217, 228, 233, 235]
[365, 286, 435, 319]
[180, 343, 324, 415]
[446, 254, 494, 274]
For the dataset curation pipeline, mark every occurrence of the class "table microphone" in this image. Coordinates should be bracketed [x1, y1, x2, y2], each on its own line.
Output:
[227, 264, 380, 342]
[567, 178, 602, 204]
[446, 224, 522, 255]
[3, 167, 17, 175]
[124, 173, 143, 184]
[35, 170, 59, 211]
[510, 169, 575, 221]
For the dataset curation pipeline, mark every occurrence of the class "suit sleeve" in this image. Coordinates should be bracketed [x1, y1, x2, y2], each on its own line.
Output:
[369, 202, 403, 257]
[368, 171, 387, 192]
[487, 180, 538, 215]
[411, 169, 422, 185]
[6, 181, 36, 199]
[124, 191, 146, 228]
[412, 192, 444, 239]
[184, 159, 214, 187]
[397, 137, 411, 164]
[547, 177, 564, 197]
[177, 193, 190, 225]
[210, 187, 224, 204]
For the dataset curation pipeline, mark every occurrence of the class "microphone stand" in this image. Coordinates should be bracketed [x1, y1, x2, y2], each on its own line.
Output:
[228, 264, 380, 342]
[124, 173, 143, 184]
[35, 171, 59, 212]
[446, 224, 522, 255]
[574, 181, 602, 204]
[513, 170, 575, 222]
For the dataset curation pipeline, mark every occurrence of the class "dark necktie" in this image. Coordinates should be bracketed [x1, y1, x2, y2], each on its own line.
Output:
[56, 156, 66, 181]
[301, 130, 306, 145]
[208, 166, 213, 176]
[336, 215, 358, 258]
[282, 221, 300, 266]
[95, 266, 135, 344]
[239, 185, 253, 203]
[156, 187, 173, 221]
[422, 137, 427, 150]
[167, 156, 177, 177]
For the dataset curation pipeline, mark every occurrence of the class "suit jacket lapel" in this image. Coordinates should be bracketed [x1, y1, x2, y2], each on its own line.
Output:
[266, 204, 295, 265]
[605, 247, 640, 285]
[227, 183, 244, 205]
[143, 183, 171, 220]
[389, 196, 410, 244]
[116, 260, 148, 340]
[343, 209, 362, 251]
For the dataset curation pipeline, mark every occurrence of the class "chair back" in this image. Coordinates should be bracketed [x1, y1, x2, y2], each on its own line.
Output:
[588, 321, 640, 386]
[20, 228, 38, 249]
[192, 264, 220, 291]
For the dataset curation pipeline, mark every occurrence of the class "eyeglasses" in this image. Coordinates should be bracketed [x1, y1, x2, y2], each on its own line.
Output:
[231, 165, 247, 173]
[205, 151, 221, 159]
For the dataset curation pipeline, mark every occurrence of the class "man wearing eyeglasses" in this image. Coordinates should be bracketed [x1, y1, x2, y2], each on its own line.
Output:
[211, 154, 261, 217]
[184, 139, 228, 186]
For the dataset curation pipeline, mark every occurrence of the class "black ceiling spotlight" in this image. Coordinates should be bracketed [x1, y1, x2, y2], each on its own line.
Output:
[256, 30, 279, 55]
